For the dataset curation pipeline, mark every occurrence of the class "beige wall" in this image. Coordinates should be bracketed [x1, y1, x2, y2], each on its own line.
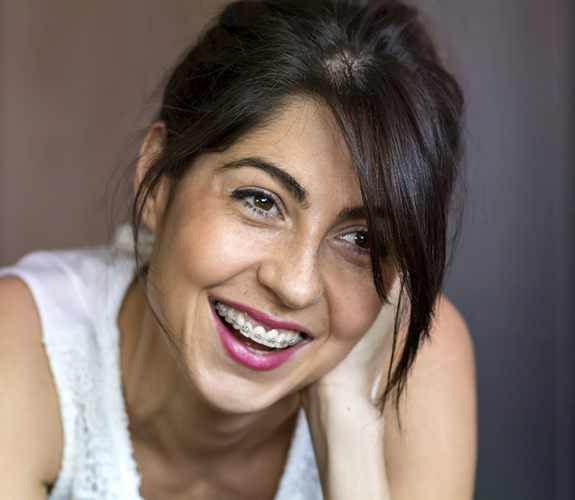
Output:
[0, 0, 224, 265]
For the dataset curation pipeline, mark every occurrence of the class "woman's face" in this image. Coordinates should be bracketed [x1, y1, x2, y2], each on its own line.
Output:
[144, 99, 385, 413]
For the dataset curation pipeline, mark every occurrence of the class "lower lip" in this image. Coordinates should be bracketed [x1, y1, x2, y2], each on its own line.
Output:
[210, 304, 307, 371]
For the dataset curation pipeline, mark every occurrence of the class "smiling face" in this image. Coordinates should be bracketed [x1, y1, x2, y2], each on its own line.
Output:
[140, 99, 386, 413]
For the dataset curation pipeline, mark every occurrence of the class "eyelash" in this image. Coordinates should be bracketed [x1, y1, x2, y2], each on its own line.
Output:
[230, 187, 371, 260]
[230, 188, 283, 220]
[338, 231, 371, 258]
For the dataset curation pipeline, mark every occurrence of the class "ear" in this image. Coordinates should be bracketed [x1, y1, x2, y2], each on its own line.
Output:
[134, 122, 169, 232]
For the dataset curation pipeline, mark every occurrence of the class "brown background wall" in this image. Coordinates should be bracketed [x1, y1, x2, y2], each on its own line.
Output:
[1, 1, 573, 499]
[0, 0, 221, 262]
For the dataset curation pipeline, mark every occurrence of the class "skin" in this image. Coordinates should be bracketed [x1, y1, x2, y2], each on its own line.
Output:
[0, 99, 476, 499]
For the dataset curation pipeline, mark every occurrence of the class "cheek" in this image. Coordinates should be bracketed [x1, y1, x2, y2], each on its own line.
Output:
[158, 204, 259, 287]
[327, 272, 383, 342]
[305, 285, 381, 380]
[326, 259, 398, 346]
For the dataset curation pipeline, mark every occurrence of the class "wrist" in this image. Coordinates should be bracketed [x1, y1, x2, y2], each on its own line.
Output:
[304, 378, 383, 427]
[303, 390, 390, 500]
[301, 383, 389, 498]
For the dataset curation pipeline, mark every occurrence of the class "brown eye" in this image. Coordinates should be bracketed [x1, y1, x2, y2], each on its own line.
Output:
[340, 230, 370, 257]
[254, 194, 274, 211]
[230, 188, 282, 219]
[353, 231, 369, 249]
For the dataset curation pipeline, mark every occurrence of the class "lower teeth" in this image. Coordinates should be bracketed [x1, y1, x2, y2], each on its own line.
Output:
[247, 345, 279, 354]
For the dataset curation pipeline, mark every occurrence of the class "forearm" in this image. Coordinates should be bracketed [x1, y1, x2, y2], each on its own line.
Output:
[303, 386, 393, 500]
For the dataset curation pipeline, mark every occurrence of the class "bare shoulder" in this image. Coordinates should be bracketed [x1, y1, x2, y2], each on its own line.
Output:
[384, 296, 476, 500]
[0, 276, 62, 498]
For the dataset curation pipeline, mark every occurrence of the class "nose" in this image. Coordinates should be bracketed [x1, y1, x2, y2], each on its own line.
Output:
[257, 237, 323, 310]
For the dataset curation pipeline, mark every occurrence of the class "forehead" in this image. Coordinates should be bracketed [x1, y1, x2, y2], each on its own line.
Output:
[219, 99, 362, 205]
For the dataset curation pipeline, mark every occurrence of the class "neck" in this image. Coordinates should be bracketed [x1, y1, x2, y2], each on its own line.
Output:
[118, 281, 300, 463]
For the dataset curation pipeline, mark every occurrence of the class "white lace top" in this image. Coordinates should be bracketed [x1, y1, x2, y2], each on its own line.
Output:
[0, 246, 322, 499]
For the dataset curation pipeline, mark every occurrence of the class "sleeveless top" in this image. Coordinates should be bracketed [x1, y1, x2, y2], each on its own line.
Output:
[0, 245, 322, 500]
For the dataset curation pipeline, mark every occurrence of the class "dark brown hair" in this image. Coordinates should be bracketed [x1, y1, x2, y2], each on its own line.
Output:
[133, 0, 464, 407]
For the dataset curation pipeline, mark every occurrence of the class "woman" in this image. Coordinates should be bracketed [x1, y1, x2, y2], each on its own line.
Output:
[0, 0, 476, 498]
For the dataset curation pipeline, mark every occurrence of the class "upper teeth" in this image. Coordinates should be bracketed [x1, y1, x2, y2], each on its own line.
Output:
[215, 302, 304, 349]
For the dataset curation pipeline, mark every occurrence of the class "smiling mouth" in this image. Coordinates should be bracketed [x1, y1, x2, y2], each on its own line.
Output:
[214, 302, 308, 352]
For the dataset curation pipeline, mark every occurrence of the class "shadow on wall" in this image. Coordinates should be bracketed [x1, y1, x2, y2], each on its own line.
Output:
[419, 0, 574, 499]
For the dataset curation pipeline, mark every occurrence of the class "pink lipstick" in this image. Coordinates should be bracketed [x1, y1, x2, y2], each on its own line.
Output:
[210, 300, 310, 371]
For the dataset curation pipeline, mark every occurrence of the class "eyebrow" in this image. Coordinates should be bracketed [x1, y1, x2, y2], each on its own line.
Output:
[217, 156, 309, 205]
[336, 205, 366, 223]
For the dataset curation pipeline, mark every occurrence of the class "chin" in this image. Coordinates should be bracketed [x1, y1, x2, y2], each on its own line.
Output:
[208, 392, 278, 415]
[186, 362, 297, 416]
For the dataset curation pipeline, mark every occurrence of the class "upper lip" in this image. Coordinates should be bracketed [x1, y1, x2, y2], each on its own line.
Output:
[211, 297, 314, 338]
